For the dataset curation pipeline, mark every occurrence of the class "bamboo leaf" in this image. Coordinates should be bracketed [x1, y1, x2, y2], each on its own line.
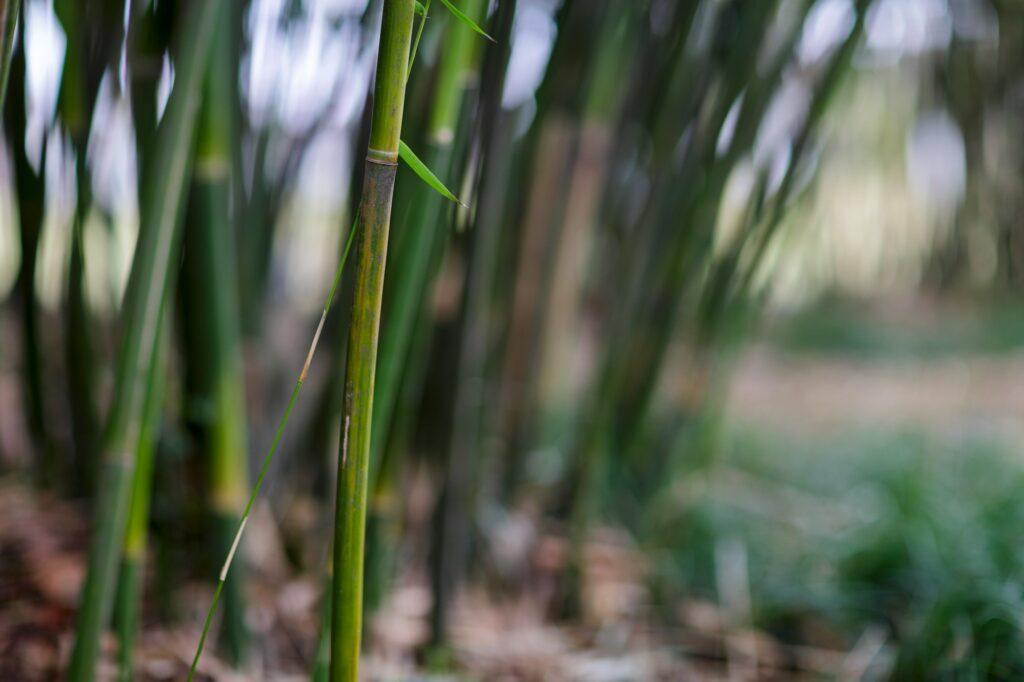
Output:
[437, 0, 493, 42]
[399, 139, 464, 206]
[407, 0, 431, 80]
[187, 210, 361, 681]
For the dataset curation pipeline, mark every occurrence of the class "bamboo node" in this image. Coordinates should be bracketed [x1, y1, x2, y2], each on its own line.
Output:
[367, 147, 399, 165]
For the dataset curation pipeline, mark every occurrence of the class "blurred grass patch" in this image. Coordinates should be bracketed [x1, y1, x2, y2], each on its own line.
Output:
[646, 424, 1024, 678]
[767, 298, 1024, 358]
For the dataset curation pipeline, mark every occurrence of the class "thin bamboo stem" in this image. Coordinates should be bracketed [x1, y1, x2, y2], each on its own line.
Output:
[187, 214, 360, 681]
[330, 2, 415, 680]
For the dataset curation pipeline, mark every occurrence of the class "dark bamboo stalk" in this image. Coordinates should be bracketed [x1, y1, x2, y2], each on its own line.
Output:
[4, 20, 49, 481]
[431, 0, 517, 646]
[113, 308, 169, 682]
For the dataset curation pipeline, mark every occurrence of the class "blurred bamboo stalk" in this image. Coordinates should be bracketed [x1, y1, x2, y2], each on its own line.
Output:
[0, 0, 19, 111]
[56, 0, 126, 493]
[351, 0, 492, 646]
[114, 310, 169, 682]
[4, 16, 49, 482]
[371, 0, 486, 478]
[68, 1, 225, 676]
[180, 0, 251, 663]
[430, 0, 516, 646]
[127, 0, 170, 171]
[331, 2, 416, 679]
[494, 0, 597, 502]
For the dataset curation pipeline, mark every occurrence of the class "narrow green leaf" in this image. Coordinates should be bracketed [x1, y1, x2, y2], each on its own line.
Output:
[399, 139, 464, 206]
[438, 0, 493, 42]
[187, 211, 361, 681]
[407, 0, 431, 81]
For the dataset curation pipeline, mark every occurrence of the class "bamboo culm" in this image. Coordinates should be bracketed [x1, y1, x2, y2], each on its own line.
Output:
[330, 2, 415, 680]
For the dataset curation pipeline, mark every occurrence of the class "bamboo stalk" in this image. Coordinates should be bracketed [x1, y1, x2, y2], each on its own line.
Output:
[68, 2, 224, 677]
[364, 76, 482, 628]
[0, 0, 19, 113]
[127, 0, 168, 176]
[180, 0, 251, 663]
[56, 0, 123, 494]
[186, 210, 360, 681]
[430, 0, 515, 646]
[330, 2, 415, 679]
[371, 0, 486, 477]
[66, 212, 99, 492]
[4, 19, 50, 480]
[560, 2, 778, 613]
[362, 0, 490, 641]
[114, 307, 169, 682]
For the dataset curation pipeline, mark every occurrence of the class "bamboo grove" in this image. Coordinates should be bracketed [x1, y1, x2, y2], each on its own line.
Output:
[0, 0, 876, 677]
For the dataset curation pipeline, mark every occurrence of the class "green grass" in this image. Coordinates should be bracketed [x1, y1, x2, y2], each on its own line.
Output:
[770, 299, 1024, 359]
[647, 424, 1024, 679]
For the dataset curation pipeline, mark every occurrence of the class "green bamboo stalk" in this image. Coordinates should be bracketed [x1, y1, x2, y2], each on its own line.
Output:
[560, 2, 780, 613]
[330, 2, 415, 680]
[67, 214, 99, 492]
[364, 55, 484, 627]
[371, 0, 486, 477]
[298, 211, 365, 682]
[127, 0, 169, 172]
[55, 0, 122, 493]
[359, 0, 490, 640]
[114, 306, 169, 682]
[109, 10, 175, 666]
[180, 1, 251, 664]
[68, 2, 224, 677]
[0, 0, 19, 112]
[610, 0, 810, 467]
